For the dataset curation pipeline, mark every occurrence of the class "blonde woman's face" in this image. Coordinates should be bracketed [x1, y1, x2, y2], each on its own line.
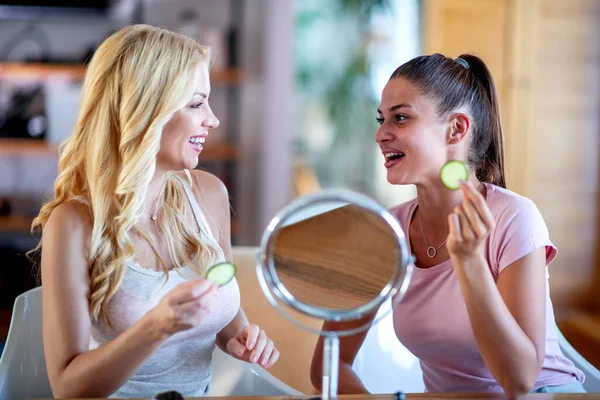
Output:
[157, 63, 219, 172]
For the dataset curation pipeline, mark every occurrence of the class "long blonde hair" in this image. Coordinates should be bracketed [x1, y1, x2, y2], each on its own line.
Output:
[31, 24, 220, 326]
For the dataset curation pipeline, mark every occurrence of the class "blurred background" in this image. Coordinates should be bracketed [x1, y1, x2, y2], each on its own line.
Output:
[0, 0, 598, 390]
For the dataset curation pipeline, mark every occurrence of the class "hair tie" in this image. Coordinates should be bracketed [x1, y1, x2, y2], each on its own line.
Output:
[455, 57, 469, 69]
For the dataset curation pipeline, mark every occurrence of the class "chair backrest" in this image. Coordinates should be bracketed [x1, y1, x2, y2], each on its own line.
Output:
[209, 346, 302, 396]
[0, 286, 52, 400]
[352, 299, 425, 394]
[556, 327, 600, 392]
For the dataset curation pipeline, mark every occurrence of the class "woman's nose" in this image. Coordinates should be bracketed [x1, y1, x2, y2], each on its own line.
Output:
[375, 126, 393, 144]
[204, 108, 220, 129]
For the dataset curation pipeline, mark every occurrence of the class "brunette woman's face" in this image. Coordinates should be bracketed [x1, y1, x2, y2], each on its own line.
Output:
[375, 77, 470, 186]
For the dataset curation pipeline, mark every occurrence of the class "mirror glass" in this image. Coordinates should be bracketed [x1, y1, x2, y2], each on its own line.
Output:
[267, 200, 404, 313]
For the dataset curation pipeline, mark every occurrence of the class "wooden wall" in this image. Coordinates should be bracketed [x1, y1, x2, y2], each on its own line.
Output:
[527, 0, 600, 312]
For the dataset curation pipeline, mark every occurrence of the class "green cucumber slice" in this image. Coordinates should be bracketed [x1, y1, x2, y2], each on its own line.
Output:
[440, 160, 469, 190]
[206, 262, 236, 286]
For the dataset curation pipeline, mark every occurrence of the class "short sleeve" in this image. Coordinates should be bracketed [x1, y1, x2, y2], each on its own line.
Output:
[491, 196, 557, 276]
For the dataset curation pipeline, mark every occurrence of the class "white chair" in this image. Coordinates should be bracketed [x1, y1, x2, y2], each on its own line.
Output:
[0, 286, 52, 400]
[352, 299, 425, 394]
[556, 327, 600, 392]
[0, 286, 302, 400]
[209, 348, 302, 396]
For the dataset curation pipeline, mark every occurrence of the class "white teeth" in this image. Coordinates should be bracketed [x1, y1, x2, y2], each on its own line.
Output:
[385, 152, 404, 161]
[188, 137, 206, 144]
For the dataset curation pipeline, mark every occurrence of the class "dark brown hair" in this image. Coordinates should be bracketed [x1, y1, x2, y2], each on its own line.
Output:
[390, 53, 506, 188]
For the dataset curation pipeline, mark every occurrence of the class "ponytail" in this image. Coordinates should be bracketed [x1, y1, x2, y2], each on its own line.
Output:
[459, 54, 505, 188]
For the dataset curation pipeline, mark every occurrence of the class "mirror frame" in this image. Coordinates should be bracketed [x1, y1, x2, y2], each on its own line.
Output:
[257, 189, 411, 323]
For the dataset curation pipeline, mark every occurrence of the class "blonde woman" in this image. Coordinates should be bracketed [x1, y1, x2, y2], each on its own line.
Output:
[31, 25, 279, 398]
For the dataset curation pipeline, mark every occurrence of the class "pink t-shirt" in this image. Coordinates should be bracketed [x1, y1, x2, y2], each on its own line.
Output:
[391, 183, 585, 392]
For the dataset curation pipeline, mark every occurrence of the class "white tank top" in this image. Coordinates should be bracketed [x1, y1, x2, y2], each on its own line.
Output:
[89, 171, 241, 398]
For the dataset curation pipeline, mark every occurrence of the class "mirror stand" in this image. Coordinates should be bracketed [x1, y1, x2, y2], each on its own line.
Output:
[322, 335, 340, 400]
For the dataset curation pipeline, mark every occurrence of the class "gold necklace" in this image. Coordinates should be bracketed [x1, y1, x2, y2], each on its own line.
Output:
[418, 208, 447, 258]
[418, 181, 484, 258]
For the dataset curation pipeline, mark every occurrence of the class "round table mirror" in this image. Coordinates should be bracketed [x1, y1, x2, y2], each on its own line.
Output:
[256, 189, 413, 400]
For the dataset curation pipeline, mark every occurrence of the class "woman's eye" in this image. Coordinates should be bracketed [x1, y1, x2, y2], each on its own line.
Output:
[376, 117, 384, 125]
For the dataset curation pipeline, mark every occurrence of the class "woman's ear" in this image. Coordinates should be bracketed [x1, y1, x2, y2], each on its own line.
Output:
[447, 113, 471, 144]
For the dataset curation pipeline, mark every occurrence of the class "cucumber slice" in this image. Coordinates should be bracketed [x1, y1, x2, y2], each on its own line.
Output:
[206, 262, 236, 286]
[440, 160, 469, 190]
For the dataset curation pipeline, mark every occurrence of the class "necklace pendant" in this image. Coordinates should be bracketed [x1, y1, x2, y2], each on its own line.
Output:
[151, 214, 157, 221]
[426, 246, 437, 258]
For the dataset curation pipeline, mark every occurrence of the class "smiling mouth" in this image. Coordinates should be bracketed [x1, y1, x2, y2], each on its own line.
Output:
[188, 136, 205, 152]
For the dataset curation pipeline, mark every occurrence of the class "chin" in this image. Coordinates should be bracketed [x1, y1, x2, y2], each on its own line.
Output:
[386, 172, 409, 186]
[182, 146, 201, 170]
[159, 158, 198, 173]
[184, 157, 200, 170]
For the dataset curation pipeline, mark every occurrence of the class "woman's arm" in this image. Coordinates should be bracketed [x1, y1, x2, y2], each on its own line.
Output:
[310, 313, 376, 394]
[453, 250, 546, 397]
[449, 182, 546, 398]
[42, 202, 217, 398]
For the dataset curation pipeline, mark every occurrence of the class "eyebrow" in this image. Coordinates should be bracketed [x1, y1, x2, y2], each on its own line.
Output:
[192, 92, 208, 98]
[377, 103, 413, 114]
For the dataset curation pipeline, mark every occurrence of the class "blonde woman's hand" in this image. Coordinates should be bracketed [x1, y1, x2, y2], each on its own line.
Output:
[447, 180, 496, 262]
[148, 279, 219, 337]
[225, 324, 280, 369]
